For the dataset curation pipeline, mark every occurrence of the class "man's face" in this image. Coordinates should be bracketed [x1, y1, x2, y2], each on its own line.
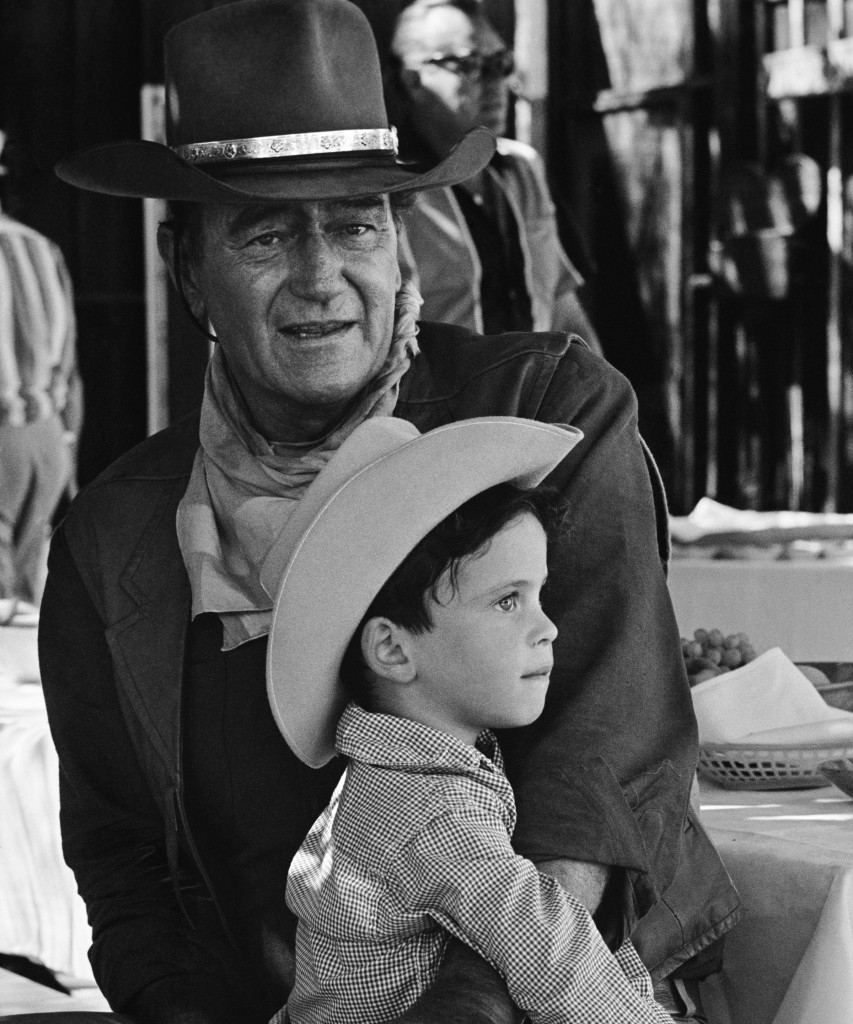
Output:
[185, 196, 401, 438]
[394, 5, 511, 148]
[401, 513, 557, 745]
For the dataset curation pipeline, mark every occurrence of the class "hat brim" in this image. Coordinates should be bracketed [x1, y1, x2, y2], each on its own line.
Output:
[55, 126, 496, 201]
[266, 417, 584, 768]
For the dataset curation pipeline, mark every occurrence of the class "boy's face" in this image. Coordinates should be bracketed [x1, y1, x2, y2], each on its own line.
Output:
[402, 512, 557, 745]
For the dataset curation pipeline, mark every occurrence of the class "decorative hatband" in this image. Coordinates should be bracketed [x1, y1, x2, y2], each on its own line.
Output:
[174, 127, 398, 165]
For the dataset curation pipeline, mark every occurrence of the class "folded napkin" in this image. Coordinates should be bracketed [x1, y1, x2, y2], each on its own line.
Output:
[670, 496, 853, 545]
[691, 647, 853, 745]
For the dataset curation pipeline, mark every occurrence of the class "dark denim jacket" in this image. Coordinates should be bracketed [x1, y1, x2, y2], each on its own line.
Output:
[39, 323, 741, 1022]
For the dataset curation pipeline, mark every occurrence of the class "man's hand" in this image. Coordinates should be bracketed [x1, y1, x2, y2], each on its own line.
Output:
[537, 857, 623, 948]
[534, 857, 610, 915]
[389, 938, 524, 1024]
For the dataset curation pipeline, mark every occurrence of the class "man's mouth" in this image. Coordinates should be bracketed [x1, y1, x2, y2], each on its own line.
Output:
[279, 320, 354, 340]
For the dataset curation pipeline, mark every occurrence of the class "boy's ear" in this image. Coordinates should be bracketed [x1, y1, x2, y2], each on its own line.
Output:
[361, 617, 417, 684]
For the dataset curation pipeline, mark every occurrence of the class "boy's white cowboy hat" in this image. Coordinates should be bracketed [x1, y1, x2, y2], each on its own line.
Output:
[55, 0, 495, 201]
[263, 416, 583, 767]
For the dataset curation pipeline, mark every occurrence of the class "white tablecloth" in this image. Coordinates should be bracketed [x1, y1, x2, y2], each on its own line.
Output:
[668, 560, 853, 661]
[0, 623, 94, 984]
[698, 780, 853, 1024]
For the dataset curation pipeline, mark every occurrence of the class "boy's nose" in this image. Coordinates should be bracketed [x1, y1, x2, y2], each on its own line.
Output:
[533, 608, 558, 645]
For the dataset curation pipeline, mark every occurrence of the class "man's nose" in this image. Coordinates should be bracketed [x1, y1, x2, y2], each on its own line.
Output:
[287, 232, 347, 302]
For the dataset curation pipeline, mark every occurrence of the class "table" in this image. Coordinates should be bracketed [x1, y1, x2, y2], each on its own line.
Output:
[0, 967, 110, 1016]
[698, 779, 853, 1024]
[0, 622, 94, 986]
[5, 618, 852, 1022]
[668, 559, 853, 661]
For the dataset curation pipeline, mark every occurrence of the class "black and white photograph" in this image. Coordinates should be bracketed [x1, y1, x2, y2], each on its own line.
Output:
[1, 3, 852, 1023]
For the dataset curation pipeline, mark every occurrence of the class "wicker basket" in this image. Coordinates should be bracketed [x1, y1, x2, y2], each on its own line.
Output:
[818, 758, 853, 798]
[698, 741, 853, 789]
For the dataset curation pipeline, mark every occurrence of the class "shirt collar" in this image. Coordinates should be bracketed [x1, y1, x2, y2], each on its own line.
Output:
[336, 702, 504, 777]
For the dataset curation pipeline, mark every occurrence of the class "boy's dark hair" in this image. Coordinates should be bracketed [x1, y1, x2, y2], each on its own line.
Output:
[341, 482, 563, 703]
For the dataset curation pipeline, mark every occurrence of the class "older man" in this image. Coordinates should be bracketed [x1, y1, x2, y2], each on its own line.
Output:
[372, 0, 602, 350]
[34, 2, 739, 1023]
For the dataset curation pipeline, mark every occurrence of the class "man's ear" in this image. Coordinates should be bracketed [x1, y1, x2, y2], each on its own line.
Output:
[156, 221, 208, 324]
[361, 617, 417, 684]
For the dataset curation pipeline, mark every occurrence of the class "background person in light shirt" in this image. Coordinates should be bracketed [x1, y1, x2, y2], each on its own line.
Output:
[364, 0, 603, 350]
[0, 128, 81, 624]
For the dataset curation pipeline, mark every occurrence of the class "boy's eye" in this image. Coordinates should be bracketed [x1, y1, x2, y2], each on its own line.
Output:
[496, 593, 518, 612]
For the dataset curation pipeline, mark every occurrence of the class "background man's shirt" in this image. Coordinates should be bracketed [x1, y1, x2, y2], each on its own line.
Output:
[0, 213, 77, 426]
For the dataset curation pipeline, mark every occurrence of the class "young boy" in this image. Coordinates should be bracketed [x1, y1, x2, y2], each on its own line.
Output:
[263, 415, 676, 1024]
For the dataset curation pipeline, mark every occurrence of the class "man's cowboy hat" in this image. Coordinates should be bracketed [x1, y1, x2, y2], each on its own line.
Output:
[263, 416, 584, 767]
[55, 0, 495, 201]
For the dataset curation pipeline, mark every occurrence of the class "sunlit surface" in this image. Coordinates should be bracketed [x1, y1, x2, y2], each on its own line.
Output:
[748, 813, 853, 822]
[701, 802, 782, 811]
[699, 779, 853, 1024]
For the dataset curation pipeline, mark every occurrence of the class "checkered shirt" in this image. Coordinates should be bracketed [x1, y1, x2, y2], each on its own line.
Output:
[280, 703, 675, 1024]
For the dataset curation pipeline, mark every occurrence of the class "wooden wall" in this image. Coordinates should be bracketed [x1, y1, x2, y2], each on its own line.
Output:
[547, 0, 712, 509]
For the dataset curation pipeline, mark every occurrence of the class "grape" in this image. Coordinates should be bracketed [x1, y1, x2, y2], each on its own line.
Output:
[686, 656, 722, 674]
[682, 626, 758, 686]
[692, 667, 723, 684]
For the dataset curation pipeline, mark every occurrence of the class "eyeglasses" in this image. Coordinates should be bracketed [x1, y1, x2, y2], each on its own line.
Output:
[418, 48, 515, 81]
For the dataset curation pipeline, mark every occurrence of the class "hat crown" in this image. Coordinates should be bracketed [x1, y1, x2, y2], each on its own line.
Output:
[54, 0, 496, 201]
[165, 0, 389, 148]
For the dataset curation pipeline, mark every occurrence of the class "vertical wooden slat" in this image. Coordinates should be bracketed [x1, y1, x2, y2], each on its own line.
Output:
[825, 95, 843, 509]
[789, 0, 807, 47]
[141, 85, 170, 437]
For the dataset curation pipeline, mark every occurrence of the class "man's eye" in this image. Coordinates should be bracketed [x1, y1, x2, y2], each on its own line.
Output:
[342, 224, 371, 237]
[496, 594, 518, 612]
[250, 233, 282, 247]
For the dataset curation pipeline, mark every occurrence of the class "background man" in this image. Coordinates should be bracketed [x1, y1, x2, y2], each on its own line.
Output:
[0, 128, 81, 623]
[372, 0, 603, 350]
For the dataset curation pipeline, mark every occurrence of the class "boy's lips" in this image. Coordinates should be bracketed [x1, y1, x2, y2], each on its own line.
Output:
[523, 663, 553, 680]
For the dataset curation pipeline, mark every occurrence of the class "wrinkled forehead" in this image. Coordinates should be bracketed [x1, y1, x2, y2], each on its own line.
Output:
[392, 3, 477, 59]
[200, 194, 393, 236]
